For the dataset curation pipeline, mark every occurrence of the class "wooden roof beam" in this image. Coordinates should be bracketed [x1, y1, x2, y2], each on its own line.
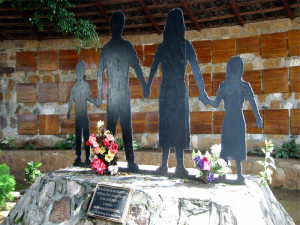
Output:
[180, 0, 201, 31]
[282, 0, 294, 20]
[15, 7, 42, 40]
[93, 0, 110, 23]
[228, 0, 244, 26]
[139, 0, 161, 34]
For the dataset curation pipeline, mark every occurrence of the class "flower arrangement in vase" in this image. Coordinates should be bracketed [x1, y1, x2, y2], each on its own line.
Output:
[192, 144, 231, 183]
[86, 120, 119, 175]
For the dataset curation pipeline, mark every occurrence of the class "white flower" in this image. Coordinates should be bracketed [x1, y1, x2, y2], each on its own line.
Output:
[97, 120, 105, 128]
[108, 165, 118, 175]
[217, 158, 227, 167]
[211, 144, 221, 155]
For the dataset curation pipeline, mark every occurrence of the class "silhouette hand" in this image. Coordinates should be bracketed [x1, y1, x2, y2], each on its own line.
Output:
[67, 111, 71, 120]
[255, 117, 263, 129]
[143, 86, 150, 98]
[209, 99, 218, 108]
[199, 93, 209, 105]
[95, 98, 102, 108]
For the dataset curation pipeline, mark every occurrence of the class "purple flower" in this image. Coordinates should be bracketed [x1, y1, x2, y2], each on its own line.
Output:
[193, 155, 204, 170]
[208, 173, 215, 182]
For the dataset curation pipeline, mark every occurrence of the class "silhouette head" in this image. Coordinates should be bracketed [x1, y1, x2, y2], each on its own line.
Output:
[110, 11, 125, 37]
[75, 60, 85, 80]
[226, 56, 244, 81]
[163, 8, 185, 41]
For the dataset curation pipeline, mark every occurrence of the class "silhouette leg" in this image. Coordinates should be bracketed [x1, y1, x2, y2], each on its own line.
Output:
[106, 102, 119, 135]
[120, 104, 139, 172]
[236, 160, 244, 181]
[175, 148, 188, 178]
[83, 117, 90, 165]
[74, 120, 83, 166]
[156, 147, 169, 174]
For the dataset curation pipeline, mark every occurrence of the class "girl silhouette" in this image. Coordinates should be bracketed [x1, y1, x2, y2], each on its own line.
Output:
[146, 8, 209, 177]
[210, 56, 262, 182]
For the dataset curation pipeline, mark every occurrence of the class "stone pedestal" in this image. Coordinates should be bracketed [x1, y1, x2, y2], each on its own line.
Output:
[2, 166, 294, 225]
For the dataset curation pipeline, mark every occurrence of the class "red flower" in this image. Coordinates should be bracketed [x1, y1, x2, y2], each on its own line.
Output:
[109, 142, 118, 154]
[91, 157, 107, 175]
[103, 139, 110, 146]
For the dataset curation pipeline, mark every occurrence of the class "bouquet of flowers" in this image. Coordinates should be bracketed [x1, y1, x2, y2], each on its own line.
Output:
[192, 144, 231, 182]
[86, 120, 119, 175]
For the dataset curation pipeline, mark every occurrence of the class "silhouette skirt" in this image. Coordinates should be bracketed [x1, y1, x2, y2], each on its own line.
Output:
[158, 81, 190, 150]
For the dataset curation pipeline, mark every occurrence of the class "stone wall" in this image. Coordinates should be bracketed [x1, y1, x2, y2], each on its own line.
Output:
[0, 17, 299, 151]
[0, 149, 299, 190]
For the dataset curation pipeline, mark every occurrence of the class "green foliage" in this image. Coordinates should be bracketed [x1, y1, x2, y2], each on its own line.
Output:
[274, 138, 300, 159]
[2, 137, 15, 149]
[54, 134, 76, 150]
[257, 140, 276, 186]
[8, 0, 100, 52]
[0, 163, 16, 210]
[24, 161, 42, 184]
[24, 140, 34, 150]
[116, 138, 138, 151]
[65, 134, 76, 150]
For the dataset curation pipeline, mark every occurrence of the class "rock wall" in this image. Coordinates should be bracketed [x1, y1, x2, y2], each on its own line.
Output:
[0, 150, 299, 190]
[1, 167, 295, 225]
[0, 17, 299, 150]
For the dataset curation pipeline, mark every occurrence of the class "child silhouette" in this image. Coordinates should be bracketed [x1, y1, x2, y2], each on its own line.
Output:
[210, 56, 262, 183]
[67, 60, 99, 166]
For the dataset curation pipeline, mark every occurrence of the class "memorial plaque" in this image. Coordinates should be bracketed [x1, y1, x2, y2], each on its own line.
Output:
[87, 184, 133, 223]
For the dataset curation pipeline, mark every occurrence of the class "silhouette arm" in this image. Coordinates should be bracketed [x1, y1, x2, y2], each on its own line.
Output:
[147, 44, 161, 91]
[130, 44, 149, 98]
[244, 82, 263, 128]
[186, 41, 210, 105]
[67, 86, 75, 119]
[96, 52, 104, 106]
[211, 83, 223, 108]
[86, 82, 98, 106]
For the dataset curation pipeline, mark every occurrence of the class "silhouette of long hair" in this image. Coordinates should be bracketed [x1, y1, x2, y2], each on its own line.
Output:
[162, 8, 186, 68]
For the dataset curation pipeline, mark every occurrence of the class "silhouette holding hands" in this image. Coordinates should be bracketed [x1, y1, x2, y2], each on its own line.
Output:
[67, 60, 98, 166]
[96, 11, 148, 172]
[146, 8, 210, 178]
[209, 56, 262, 184]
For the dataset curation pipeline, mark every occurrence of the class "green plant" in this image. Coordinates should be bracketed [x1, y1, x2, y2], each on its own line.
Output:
[0, 162, 16, 210]
[65, 134, 76, 150]
[54, 135, 76, 150]
[24, 161, 42, 184]
[257, 140, 276, 186]
[24, 140, 34, 150]
[116, 138, 138, 151]
[274, 138, 300, 159]
[54, 140, 66, 150]
[8, 0, 100, 52]
[2, 137, 15, 149]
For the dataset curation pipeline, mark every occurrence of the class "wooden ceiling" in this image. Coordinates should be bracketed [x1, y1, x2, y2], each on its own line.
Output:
[0, 0, 299, 41]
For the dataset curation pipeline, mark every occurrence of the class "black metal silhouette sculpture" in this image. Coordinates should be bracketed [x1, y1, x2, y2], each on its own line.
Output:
[96, 11, 148, 172]
[210, 56, 263, 184]
[67, 60, 98, 166]
[146, 8, 210, 178]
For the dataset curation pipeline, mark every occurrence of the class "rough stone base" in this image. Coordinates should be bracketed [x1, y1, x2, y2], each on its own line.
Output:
[1, 166, 294, 225]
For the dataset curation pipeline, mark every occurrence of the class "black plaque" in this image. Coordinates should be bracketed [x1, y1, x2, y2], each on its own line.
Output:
[87, 184, 133, 223]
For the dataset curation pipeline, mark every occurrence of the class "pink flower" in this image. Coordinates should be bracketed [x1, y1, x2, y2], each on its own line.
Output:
[86, 134, 97, 146]
[103, 139, 110, 146]
[91, 158, 107, 175]
[202, 156, 211, 171]
[105, 134, 114, 142]
[109, 142, 118, 154]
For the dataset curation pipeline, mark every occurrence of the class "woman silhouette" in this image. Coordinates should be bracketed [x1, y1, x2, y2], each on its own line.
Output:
[210, 56, 262, 182]
[146, 8, 209, 177]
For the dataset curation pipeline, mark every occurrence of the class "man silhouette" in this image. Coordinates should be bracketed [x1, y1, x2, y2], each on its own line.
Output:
[67, 60, 98, 166]
[96, 11, 148, 172]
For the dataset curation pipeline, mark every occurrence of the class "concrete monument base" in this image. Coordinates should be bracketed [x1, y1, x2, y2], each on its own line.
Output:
[2, 164, 294, 225]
